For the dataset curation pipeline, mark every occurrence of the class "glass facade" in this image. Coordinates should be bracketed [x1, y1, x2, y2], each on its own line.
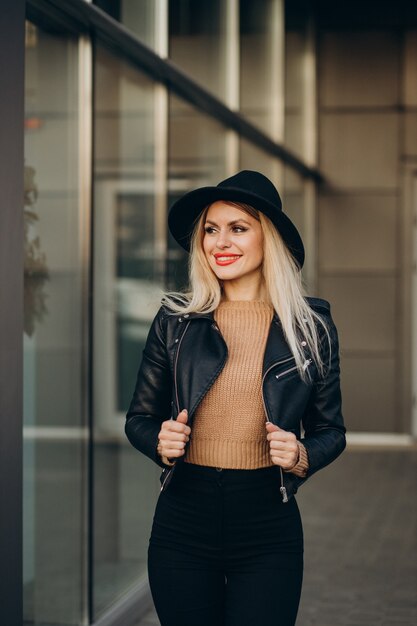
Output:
[24, 21, 87, 625]
[95, 1, 157, 49]
[93, 43, 162, 619]
[240, 0, 282, 135]
[18, 1, 417, 626]
[169, 0, 228, 100]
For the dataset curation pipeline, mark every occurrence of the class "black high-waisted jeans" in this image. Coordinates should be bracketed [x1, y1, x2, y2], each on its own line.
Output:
[147, 461, 304, 626]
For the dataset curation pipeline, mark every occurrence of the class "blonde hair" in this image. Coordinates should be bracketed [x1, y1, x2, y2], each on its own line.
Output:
[161, 202, 330, 381]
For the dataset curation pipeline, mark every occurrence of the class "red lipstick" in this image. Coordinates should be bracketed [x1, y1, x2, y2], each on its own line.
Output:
[213, 254, 242, 266]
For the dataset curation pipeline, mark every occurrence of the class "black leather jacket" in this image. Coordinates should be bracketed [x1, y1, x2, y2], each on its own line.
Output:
[125, 297, 346, 501]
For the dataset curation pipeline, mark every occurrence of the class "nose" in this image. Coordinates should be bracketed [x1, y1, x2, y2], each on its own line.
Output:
[215, 230, 232, 249]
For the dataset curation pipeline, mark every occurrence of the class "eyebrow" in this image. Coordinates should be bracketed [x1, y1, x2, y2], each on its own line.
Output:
[204, 218, 251, 227]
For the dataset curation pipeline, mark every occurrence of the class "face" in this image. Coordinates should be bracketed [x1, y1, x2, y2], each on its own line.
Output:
[202, 201, 264, 285]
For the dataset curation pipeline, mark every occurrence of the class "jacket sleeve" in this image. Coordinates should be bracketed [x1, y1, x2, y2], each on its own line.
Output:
[125, 307, 173, 468]
[299, 311, 346, 479]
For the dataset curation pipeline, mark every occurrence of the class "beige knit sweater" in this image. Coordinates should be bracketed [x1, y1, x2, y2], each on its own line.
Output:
[180, 300, 309, 477]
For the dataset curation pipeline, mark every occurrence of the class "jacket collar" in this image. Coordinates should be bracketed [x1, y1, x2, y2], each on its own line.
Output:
[182, 309, 291, 374]
[181, 309, 282, 323]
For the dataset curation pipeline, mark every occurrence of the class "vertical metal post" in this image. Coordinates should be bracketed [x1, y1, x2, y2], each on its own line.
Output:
[0, 2, 25, 625]
[78, 31, 94, 626]
[412, 176, 417, 438]
[225, 0, 239, 176]
[271, 0, 285, 187]
[303, 13, 318, 292]
[154, 0, 169, 282]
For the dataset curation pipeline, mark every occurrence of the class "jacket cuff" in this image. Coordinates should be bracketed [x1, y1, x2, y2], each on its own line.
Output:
[284, 441, 309, 478]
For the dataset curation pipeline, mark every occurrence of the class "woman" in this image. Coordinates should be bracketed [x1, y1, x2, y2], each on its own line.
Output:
[125, 170, 346, 626]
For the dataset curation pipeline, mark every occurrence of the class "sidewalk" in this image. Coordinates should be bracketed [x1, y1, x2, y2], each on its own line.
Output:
[134, 447, 417, 626]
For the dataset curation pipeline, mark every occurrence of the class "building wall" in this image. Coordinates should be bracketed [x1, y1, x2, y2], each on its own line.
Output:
[316, 24, 417, 434]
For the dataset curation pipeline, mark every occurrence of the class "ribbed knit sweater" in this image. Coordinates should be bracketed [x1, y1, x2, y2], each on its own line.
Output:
[182, 300, 309, 476]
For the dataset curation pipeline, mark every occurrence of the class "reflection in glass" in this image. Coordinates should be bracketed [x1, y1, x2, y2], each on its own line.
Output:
[284, 9, 308, 160]
[168, 93, 228, 289]
[93, 44, 162, 619]
[239, 137, 279, 182]
[240, 0, 278, 134]
[94, 0, 156, 49]
[24, 20, 85, 626]
[169, 0, 227, 100]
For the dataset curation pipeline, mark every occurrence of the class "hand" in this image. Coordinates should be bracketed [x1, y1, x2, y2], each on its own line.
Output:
[265, 421, 299, 470]
[157, 409, 191, 460]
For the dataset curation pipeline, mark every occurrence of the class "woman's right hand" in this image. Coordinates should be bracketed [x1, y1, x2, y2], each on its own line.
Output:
[157, 409, 191, 461]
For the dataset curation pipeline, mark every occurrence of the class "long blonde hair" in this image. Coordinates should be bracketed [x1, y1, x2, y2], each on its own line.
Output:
[161, 201, 330, 381]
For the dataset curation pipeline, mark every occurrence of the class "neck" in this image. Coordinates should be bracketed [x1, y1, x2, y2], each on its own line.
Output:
[221, 274, 265, 302]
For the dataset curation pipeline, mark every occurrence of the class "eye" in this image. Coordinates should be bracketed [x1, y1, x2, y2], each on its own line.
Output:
[232, 225, 247, 233]
[204, 226, 216, 234]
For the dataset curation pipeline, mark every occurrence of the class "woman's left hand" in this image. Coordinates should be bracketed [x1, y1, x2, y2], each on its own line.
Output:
[265, 422, 299, 470]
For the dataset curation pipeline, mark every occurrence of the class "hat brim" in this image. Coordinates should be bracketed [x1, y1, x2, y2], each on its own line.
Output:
[168, 185, 305, 269]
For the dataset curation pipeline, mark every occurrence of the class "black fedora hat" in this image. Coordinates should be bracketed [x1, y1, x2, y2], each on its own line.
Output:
[168, 170, 305, 269]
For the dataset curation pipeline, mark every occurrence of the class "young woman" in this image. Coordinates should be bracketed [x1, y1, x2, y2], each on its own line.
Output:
[125, 170, 346, 626]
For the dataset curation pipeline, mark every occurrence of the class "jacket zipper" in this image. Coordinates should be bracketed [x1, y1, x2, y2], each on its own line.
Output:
[261, 356, 294, 503]
[275, 358, 312, 381]
[160, 320, 191, 492]
[262, 355, 313, 502]
[173, 320, 191, 416]
[160, 464, 174, 492]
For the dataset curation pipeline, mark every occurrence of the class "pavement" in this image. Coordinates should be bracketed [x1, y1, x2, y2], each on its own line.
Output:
[133, 446, 417, 626]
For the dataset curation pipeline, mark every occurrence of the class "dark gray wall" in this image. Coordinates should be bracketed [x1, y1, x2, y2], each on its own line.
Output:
[0, 1, 25, 625]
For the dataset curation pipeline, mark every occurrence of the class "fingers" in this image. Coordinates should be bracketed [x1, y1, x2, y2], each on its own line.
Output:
[160, 430, 190, 442]
[270, 453, 298, 470]
[176, 409, 189, 424]
[157, 435, 188, 458]
[265, 424, 299, 469]
[158, 410, 191, 458]
[159, 441, 187, 458]
[266, 428, 296, 442]
[161, 410, 191, 436]
[269, 442, 299, 468]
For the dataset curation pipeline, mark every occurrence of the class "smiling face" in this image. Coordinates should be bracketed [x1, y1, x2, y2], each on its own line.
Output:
[202, 201, 264, 291]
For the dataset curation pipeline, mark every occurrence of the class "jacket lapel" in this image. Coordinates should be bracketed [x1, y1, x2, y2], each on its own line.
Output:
[262, 314, 292, 376]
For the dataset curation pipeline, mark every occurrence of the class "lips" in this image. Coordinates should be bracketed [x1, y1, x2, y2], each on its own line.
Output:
[213, 254, 242, 266]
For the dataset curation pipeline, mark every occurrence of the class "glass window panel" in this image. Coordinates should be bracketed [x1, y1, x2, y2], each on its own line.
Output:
[93, 43, 162, 619]
[240, 0, 278, 134]
[168, 94, 227, 289]
[169, 0, 227, 100]
[284, 26, 306, 160]
[94, 0, 156, 49]
[239, 137, 279, 182]
[239, 140, 310, 284]
[24, 21, 85, 626]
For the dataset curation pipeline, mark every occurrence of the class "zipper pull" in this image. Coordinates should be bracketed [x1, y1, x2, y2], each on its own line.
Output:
[160, 466, 174, 492]
[280, 485, 289, 503]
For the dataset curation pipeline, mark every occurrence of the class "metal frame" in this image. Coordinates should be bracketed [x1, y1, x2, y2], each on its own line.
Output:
[0, 2, 25, 625]
[302, 12, 319, 293]
[401, 163, 417, 439]
[224, 0, 239, 176]
[78, 31, 94, 625]
[153, 0, 169, 282]
[271, 0, 286, 188]
[27, 0, 324, 182]
[412, 173, 417, 438]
